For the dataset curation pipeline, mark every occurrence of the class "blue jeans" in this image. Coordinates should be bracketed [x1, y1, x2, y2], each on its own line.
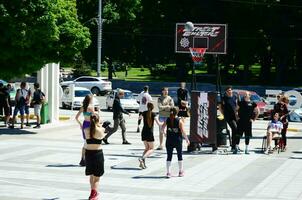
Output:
[13, 105, 25, 116]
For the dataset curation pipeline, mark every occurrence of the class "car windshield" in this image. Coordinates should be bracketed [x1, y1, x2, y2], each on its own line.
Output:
[122, 92, 133, 99]
[238, 93, 261, 103]
[250, 94, 261, 103]
[169, 90, 178, 97]
[0, 80, 8, 85]
[75, 90, 91, 97]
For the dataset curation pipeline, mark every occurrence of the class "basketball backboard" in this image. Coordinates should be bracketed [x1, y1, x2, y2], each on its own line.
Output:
[175, 23, 227, 54]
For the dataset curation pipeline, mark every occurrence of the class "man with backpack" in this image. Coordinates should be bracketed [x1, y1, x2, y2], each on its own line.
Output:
[32, 83, 45, 128]
[10, 82, 29, 129]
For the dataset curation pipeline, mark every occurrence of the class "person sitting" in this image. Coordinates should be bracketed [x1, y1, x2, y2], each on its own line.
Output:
[265, 112, 283, 154]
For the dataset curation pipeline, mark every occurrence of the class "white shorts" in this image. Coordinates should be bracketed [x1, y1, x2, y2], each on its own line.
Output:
[34, 104, 42, 116]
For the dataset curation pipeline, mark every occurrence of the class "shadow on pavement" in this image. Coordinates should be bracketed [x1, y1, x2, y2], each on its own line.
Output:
[128, 148, 145, 151]
[252, 136, 302, 139]
[289, 157, 302, 160]
[42, 198, 60, 200]
[132, 175, 167, 179]
[292, 151, 302, 154]
[46, 164, 79, 167]
[111, 165, 141, 171]
[0, 127, 37, 135]
[106, 153, 140, 158]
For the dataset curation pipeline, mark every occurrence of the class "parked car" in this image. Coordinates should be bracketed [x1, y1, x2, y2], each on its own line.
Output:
[61, 86, 100, 110]
[294, 87, 302, 95]
[233, 89, 267, 117]
[60, 76, 112, 96]
[289, 108, 302, 122]
[106, 89, 139, 113]
[263, 95, 299, 120]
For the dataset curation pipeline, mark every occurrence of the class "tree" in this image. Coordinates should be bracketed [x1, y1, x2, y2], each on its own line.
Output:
[0, 0, 91, 79]
[76, 0, 142, 65]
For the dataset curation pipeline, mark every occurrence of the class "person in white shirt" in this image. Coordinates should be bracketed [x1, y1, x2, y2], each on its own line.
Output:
[265, 112, 283, 154]
[137, 86, 152, 133]
[10, 82, 29, 129]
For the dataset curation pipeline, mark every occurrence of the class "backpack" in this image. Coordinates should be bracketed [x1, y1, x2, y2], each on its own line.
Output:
[17, 89, 26, 107]
[33, 90, 45, 104]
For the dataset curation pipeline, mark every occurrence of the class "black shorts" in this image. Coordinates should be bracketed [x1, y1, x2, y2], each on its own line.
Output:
[85, 149, 104, 177]
[0, 105, 10, 116]
[141, 132, 154, 142]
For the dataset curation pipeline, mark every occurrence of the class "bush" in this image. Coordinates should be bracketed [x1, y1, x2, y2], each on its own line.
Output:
[150, 64, 167, 76]
[72, 64, 92, 78]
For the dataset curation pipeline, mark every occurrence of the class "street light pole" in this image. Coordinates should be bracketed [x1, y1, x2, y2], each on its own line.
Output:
[97, 0, 102, 77]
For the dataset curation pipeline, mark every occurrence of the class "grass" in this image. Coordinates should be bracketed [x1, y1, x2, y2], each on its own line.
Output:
[64, 63, 287, 85]
[91, 67, 176, 82]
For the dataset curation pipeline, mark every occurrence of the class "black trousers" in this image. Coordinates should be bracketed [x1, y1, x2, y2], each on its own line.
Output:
[281, 125, 288, 146]
[226, 119, 238, 148]
[237, 121, 252, 145]
[166, 139, 183, 161]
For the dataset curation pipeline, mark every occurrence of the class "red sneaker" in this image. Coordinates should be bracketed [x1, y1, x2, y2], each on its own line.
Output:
[89, 189, 99, 200]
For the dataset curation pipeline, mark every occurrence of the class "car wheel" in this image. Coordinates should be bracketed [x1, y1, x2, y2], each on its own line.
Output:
[62, 102, 66, 109]
[135, 110, 139, 113]
[91, 87, 101, 96]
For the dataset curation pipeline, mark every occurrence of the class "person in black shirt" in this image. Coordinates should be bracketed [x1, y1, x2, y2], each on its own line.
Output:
[274, 96, 289, 151]
[177, 82, 189, 117]
[138, 102, 161, 169]
[162, 107, 190, 178]
[103, 89, 131, 144]
[0, 83, 10, 126]
[237, 92, 259, 154]
[222, 86, 238, 152]
[32, 83, 45, 128]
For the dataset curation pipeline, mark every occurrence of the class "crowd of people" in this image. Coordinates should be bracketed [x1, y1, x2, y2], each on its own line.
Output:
[1, 81, 292, 200]
[75, 83, 190, 199]
[0, 81, 45, 129]
[74, 83, 293, 199]
[221, 86, 289, 155]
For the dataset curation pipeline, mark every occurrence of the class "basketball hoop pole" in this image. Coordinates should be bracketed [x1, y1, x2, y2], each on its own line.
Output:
[192, 62, 197, 91]
[215, 55, 222, 101]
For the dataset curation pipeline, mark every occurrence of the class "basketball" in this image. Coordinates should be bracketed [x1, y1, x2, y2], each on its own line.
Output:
[184, 21, 194, 31]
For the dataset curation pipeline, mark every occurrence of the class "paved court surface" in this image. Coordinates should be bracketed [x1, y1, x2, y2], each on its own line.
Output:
[0, 110, 302, 200]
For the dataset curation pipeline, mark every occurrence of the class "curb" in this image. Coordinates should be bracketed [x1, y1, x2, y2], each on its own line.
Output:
[287, 128, 301, 132]
[15, 114, 71, 121]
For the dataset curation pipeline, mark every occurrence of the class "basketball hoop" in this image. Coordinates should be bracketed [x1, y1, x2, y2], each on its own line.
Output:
[189, 48, 207, 65]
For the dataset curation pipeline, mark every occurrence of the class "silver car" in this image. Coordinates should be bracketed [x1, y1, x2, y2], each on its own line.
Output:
[106, 89, 139, 113]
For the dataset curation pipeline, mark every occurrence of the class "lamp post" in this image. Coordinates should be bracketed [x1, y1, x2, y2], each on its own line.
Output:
[97, 0, 102, 77]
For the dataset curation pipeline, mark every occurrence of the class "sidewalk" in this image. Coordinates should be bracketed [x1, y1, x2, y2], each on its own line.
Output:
[0, 114, 302, 200]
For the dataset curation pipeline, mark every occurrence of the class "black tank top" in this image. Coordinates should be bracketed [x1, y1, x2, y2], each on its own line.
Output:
[86, 138, 103, 144]
[166, 117, 182, 141]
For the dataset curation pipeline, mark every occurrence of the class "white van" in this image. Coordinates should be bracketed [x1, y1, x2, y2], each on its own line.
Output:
[61, 86, 100, 110]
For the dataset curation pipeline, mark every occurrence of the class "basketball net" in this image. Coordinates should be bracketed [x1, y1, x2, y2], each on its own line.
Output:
[189, 48, 207, 65]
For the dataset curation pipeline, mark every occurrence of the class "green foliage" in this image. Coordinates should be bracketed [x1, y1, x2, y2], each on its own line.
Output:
[0, 0, 91, 79]
[72, 64, 92, 78]
[103, 0, 142, 24]
[76, 0, 142, 65]
[150, 64, 176, 77]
